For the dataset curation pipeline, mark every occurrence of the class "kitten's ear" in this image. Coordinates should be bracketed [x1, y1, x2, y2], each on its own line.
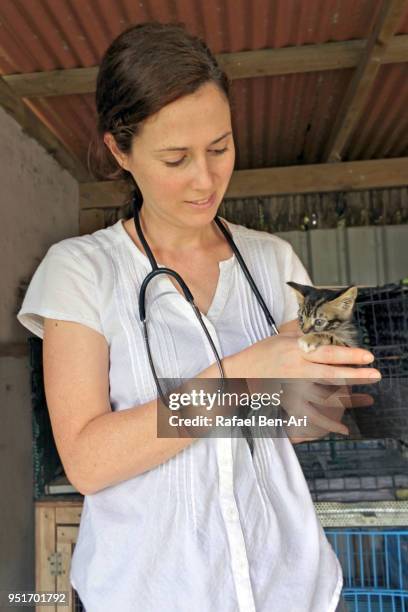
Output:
[287, 281, 308, 305]
[329, 286, 358, 316]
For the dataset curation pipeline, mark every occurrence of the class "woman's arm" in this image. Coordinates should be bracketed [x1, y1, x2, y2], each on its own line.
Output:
[43, 318, 379, 495]
[43, 318, 244, 495]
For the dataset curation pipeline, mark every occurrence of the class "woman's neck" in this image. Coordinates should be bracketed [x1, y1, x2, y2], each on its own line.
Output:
[138, 204, 218, 254]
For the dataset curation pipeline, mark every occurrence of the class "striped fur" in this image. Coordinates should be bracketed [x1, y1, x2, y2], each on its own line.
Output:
[286, 282, 359, 352]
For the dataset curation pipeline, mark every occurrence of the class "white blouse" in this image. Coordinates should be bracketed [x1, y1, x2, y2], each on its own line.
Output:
[17, 218, 343, 612]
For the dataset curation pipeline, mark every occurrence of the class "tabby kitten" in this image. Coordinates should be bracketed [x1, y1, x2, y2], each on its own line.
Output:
[287, 282, 359, 352]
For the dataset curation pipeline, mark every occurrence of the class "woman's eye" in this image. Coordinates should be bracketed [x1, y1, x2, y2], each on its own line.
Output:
[164, 147, 228, 167]
[210, 146, 228, 155]
[164, 157, 186, 167]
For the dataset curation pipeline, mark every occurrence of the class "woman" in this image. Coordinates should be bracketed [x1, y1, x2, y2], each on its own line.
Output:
[17, 23, 378, 612]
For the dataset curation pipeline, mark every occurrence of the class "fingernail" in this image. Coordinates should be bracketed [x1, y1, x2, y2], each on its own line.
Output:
[363, 353, 374, 363]
[369, 370, 382, 379]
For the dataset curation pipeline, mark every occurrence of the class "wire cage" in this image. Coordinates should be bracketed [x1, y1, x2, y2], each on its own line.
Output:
[297, 283, 408, 609]
[295, 439, 408, 502]
[295, 281, 408, 501]
[29, 336, 63, 499]
[352, 283, 408, 439]
[326, 528, 408, 611]
[354, 283, 408, 378]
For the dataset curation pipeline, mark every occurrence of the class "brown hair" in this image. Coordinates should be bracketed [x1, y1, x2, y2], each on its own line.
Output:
[89, 22, 231, 210]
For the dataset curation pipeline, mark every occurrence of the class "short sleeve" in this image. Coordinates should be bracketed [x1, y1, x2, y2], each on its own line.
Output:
[17, 245, 103, 339]
[280, 245, 312, 326]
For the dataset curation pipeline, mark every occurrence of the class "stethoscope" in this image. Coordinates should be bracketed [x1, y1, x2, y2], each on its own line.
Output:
[133, 196, 279, 408]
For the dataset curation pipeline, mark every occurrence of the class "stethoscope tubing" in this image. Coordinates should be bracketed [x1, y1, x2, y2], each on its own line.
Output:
[132, 196, 278, 405]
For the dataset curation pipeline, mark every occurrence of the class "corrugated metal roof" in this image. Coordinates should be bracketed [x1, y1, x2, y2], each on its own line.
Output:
[0, 0, 390, 72]
[0, 0, 407, 173]
[346, 63, 408, 160]
[230, 69, 355, 167]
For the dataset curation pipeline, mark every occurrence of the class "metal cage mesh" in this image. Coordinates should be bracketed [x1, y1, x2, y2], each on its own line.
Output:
[354, 283, 408, 378]
[326, 529, 408, 611]
[295, 282, 408, 503]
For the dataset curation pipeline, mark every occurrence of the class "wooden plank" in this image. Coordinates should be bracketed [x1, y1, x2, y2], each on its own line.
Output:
[36, 498, 83, 507]
[79, 209, 106, 235]
[35, 506, 56, 612]
[80, 180, 130, 208]
[226, 158, 408, 197]
[56, 540, 74, 612]
[0, 77, 90, 181]
[57, 526, 80, 543]
[323, 0, 408, 162]
[0, 342, 28, 357]
[79, 157, 408, 208]
[220, 39, 364, 78]
[385, 31, 408, 63]
[4, 36, 408, 98]
[56, 526, 78, 612]
[55, 506, 83, 525]
[4, 66, 98, 97]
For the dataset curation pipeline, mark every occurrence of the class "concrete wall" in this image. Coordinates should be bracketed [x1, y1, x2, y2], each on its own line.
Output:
[0, 106, 78, 604]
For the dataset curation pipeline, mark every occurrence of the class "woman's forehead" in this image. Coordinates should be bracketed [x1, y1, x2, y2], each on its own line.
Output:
[137, 82, 232, 149]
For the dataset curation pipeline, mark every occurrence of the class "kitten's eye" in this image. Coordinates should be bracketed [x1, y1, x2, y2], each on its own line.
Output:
[314, 318, 325, 327]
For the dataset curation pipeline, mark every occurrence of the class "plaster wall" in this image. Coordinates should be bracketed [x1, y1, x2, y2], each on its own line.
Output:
[0, 105, 78, 603]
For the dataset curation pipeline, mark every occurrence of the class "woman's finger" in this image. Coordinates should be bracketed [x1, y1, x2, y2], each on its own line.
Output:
[305, 387, 374, 409]
[346, 393, 374, 408]
[314, 364, 382, 381]
[303, 345, 375, 366]
[303, 383, 350, 404]
[313, 392, 374, 409]
[284, 401, 348, 435]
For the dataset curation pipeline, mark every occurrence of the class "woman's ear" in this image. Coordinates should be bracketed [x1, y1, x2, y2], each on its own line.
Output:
[103, 133, 129, 170]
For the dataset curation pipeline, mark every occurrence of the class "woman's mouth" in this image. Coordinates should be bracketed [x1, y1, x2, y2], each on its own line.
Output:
[185, 193, 216, 209]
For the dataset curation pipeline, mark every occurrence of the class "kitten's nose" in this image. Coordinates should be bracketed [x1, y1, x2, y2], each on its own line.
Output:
[302, 324, 312, 334]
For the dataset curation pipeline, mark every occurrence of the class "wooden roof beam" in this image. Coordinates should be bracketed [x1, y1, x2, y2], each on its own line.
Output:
[0, 77, 90, 181]
[3, 35, 408, 98]
[323, 0, 408, 163]
[79, 157, 408, 208]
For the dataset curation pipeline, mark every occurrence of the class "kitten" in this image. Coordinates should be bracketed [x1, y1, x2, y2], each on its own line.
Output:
[287, 282, 359, 353]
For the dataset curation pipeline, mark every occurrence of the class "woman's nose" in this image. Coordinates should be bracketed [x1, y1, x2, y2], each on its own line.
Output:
[190, 157, 215, 192]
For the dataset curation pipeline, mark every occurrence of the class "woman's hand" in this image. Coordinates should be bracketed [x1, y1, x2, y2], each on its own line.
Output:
[225, 332, 381, 442]
[279, 381, 374, 442]
[236, 332, 381, 380]
[171, 332, 381, 442]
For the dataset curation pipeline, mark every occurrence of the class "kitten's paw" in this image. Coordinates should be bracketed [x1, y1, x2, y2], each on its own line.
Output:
[298, 336, 318, 352]
[298, 333, 327, 353]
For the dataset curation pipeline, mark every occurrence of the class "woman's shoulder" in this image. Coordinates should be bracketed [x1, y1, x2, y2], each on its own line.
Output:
[48, 219, 125, 262]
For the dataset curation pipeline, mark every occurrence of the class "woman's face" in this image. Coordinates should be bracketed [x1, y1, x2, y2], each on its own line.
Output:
[108, 82, 235, 229]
